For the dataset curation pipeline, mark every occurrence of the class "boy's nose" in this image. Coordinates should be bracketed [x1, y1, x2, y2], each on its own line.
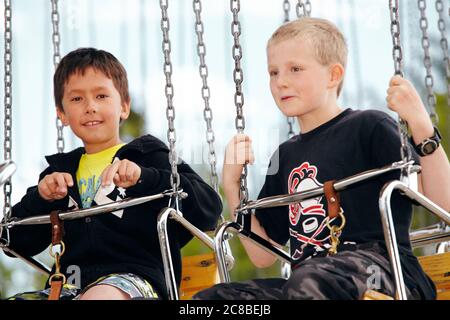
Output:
[85, 100, 98, 113]
[276, 74, 288, 88]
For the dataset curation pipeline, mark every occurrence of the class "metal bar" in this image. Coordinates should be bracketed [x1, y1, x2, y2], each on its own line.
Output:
[239, 161, 414, 212]
[214, 221, 290, 283]
[392, 182, 450, 225]
[379, 180, 409, 300]
[411, 230, 450, 248]
[1, 246, 51, 275]
[157, 207, 235, 299]
[157, 207, 179, 300]
[379, 180, 450, 300]
[1, 190, 184, 228]
[169, 211, 215, 250]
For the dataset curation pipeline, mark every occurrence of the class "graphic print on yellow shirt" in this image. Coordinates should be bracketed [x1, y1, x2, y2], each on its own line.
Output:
[76, 144, 124, 208]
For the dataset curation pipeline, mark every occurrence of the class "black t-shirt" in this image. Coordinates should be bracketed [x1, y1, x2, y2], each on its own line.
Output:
[255, 109, 437, 298]
[256, 108, 420, 262]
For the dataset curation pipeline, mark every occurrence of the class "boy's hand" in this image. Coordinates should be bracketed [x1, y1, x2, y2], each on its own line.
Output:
[386, 75, 432, 131]
[101, 159, 141, 189]
[38, 172, 73, 201]
[223, 134, 255, 186]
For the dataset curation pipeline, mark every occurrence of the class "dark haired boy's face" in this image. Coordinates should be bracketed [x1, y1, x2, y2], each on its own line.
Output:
[57, 67, 130, 154]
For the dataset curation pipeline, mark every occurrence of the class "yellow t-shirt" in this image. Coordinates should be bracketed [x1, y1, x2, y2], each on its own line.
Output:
[76, 144, 125, 208]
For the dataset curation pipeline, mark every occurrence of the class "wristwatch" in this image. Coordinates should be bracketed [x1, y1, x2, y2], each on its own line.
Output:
[412, 126, 442, 157]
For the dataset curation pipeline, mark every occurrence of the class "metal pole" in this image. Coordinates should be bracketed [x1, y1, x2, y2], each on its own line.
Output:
[239, 161, 415, 212]
[156, 207, 179, 300]
[379, 179, 450, 300]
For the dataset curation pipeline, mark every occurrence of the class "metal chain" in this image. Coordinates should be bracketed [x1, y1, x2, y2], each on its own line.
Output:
[193, 0, 219, 193]
[305, 0, 312, 16]
[282, 1, 296, 138]
[435, 0, 450, 109]
[51, 0, 65, 153]
[296, 0, 311, 18]
[160, 0, 180, 192]
[2, 0, 13, 241]
[230, 0, 248, 207]
[389, 0, 412, 164]
[283, 0, 290, 23]
[418, 0, 438, 125]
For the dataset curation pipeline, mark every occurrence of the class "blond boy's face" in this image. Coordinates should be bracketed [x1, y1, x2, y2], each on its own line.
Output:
[57, 67, 130, 154]
[267, 37, 332, 119]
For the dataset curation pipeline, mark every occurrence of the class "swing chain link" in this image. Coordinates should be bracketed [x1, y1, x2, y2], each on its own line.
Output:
[283, 0, 290, 23]
[231, 0, 245, 133]
[193, 0, 219, 193]
[2, 0, 13, 242]
[283, 1, 296, 138]
[160, 0, 180, 192]
[418, 0, 438, 125]
[51, 0, 65, 153]
[389, 0, 412, 165]
[230, 0, 248, 207]
[435, 0, 450, 110]
[296, 0, 311, 18]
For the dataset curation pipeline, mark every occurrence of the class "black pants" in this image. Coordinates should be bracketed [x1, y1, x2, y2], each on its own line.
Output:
[194, 244, 423, 300]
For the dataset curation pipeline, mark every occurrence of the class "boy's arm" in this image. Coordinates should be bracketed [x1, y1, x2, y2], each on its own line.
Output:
[122, 151, 223, 233]
[223, 175, 283, 268]
[387, 76, 450, 211]
[5, 167, 68, 258]
[222, 135, 283, 268]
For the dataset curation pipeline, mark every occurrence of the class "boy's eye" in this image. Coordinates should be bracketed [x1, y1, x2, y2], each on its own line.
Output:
[71, 96, 82, 102]
[97, 94, 108, 99]
[291, 66, 301, 72]
[269, 70, 278, 77]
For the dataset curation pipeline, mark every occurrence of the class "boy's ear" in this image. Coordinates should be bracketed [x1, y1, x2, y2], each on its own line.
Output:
[56, 107, 69, 126]
[328, 63, 345, 91]
[120, 98, 131, 121]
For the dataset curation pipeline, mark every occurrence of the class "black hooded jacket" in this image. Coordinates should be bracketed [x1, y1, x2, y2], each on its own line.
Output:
[7, 134, 223, 298]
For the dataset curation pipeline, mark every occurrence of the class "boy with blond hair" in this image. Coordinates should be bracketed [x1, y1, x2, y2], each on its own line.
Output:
[195, 17, 450, 300]
[4, 48, 222, 300]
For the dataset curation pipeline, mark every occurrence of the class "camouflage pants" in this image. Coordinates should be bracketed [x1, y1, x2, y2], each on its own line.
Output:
[194, 245, 422, 300]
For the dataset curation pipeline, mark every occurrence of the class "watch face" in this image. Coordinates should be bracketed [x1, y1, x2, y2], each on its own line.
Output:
[421, 140, 438, 155]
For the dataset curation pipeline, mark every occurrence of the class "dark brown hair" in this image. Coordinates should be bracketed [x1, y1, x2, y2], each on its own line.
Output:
[53, 48, 129, 110]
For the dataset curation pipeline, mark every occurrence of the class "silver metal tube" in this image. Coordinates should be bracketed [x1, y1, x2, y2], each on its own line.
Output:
[214, 221, 291, 283]
[157, 207, 179, 300]
[158, 208, 235, 299]
[411, 230, 450, 248]
[393, 183, 450, 226]
[379, 180, 450, 300]
[379, 180, 408, 300]
[1, 190, 183, 228]
[169, 211, 238, 269]
[240, 161, 413, 212]
[169, 213, 215, 250]
[1, 246, 51, 276]
[214, 221, 234, 283]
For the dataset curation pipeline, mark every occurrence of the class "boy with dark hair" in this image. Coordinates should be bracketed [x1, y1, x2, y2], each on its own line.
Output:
[5, 47, 222, 300]
[195, 17, 450, 300]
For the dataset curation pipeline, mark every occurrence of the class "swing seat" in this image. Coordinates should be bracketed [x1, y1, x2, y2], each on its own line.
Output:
[418, 251, 450, 300]
[179, 252, 220, 300]
[362, 251, 450, 300]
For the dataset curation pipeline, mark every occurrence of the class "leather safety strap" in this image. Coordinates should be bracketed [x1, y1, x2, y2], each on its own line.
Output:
[48, 280, 63, 301]
[324, 180, 340, 219]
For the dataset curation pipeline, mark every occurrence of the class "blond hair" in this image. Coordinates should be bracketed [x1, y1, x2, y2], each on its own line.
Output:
[268, 17, 348, 96]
